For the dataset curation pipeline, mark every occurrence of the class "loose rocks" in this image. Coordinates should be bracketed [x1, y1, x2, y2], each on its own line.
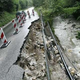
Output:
[16, 20, 70, 80]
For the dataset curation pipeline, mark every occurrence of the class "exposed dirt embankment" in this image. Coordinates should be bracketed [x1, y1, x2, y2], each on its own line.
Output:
[15, 20, 69, 80]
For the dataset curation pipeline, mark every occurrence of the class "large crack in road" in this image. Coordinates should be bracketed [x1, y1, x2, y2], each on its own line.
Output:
[15, 19, 70, 80]
[0, 7, 39, 80]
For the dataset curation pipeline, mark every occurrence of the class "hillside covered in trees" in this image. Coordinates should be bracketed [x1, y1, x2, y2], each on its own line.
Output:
[0, 0, 33, 27]
[33, 0, 80, 26]
[1, 0, 80, 28]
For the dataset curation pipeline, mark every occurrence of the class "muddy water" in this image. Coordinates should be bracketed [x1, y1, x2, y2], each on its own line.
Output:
[53, 16, 80, 71]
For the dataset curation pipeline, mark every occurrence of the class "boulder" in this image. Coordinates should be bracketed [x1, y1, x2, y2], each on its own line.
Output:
[46, 39, 53, 47]
[77, 72, 80, 77]
[30, 58, 37, 66]
[68, 66, 76, 76]
[26, 45, 29, 49]
[25, 68, 32, 77]
[71, 24, 76, 28]
[75, 25, 80, 29]
[32, 76, 37, 80]
[56, 57, 61, 62]
[36, 71, 45, 77]
[64, 28, 66, 30]
[29, 65, 35, 70]
[30, 53, 36, 56]
[67, 20, 72, 24]
[55, 50, 59, 54]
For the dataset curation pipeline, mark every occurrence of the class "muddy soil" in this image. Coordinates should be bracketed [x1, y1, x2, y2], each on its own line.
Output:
[15, 20, 69, 80]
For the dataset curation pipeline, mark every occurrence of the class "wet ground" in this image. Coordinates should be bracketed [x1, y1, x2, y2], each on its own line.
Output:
[53, 16, 80, 76]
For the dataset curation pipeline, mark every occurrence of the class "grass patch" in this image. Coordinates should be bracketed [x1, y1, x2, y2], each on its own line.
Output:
[0, 11, 16, 27]
[35, 7, 54, 26]
[35, 7, 43, 16]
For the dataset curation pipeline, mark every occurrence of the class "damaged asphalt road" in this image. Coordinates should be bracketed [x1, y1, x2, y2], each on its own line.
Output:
[0, 7, 39, 80]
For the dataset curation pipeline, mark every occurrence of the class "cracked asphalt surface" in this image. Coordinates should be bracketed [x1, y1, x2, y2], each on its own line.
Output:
[0, 7, 39, 80]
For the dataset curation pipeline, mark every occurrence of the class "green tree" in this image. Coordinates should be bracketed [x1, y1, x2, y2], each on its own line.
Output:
[33, 0, 44, 7]
[0, 0, 14, 12]
[19, 0, 28, 9]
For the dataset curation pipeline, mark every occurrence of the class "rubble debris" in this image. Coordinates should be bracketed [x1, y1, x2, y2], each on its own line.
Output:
[67, 20, 72, 24]
[46, 39, 53, 47]
[77, 72, 80, 78]
[55, 50, 59, 54]
[15, 20, 69, 80]
[54, 46, 57, 50]
[29, 58, 37, 66]
[64, 28, 67, 30]
[71, 24, 76, 28]
[68, 66, 76, 76]
[60, 63, 65, 70]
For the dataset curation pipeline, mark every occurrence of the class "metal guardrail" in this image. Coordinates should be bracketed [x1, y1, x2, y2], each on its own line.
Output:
[39, 9, 75, 80]
[40, 11, 51, 80]
[47, 22, 75, 80]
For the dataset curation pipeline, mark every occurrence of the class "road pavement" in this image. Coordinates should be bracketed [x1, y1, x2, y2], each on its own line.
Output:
[0, 7, 39, 80]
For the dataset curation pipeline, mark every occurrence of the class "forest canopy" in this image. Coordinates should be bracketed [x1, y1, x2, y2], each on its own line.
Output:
[0, 0, 31, 27]
[0, 0, 29, 13]
[32, 0, 80, 25]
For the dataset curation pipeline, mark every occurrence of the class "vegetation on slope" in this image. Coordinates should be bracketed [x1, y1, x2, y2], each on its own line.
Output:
[33, 0, 80, 24]
[32, 0, 80, 39]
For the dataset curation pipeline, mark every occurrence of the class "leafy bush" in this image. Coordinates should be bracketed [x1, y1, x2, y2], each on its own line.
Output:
[19, 0, 28, 9]
[63, 7, 79, 18]
[0, 11, 15, 27]
[42, 9, 53, 26]
[72, 8, 80, 19]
